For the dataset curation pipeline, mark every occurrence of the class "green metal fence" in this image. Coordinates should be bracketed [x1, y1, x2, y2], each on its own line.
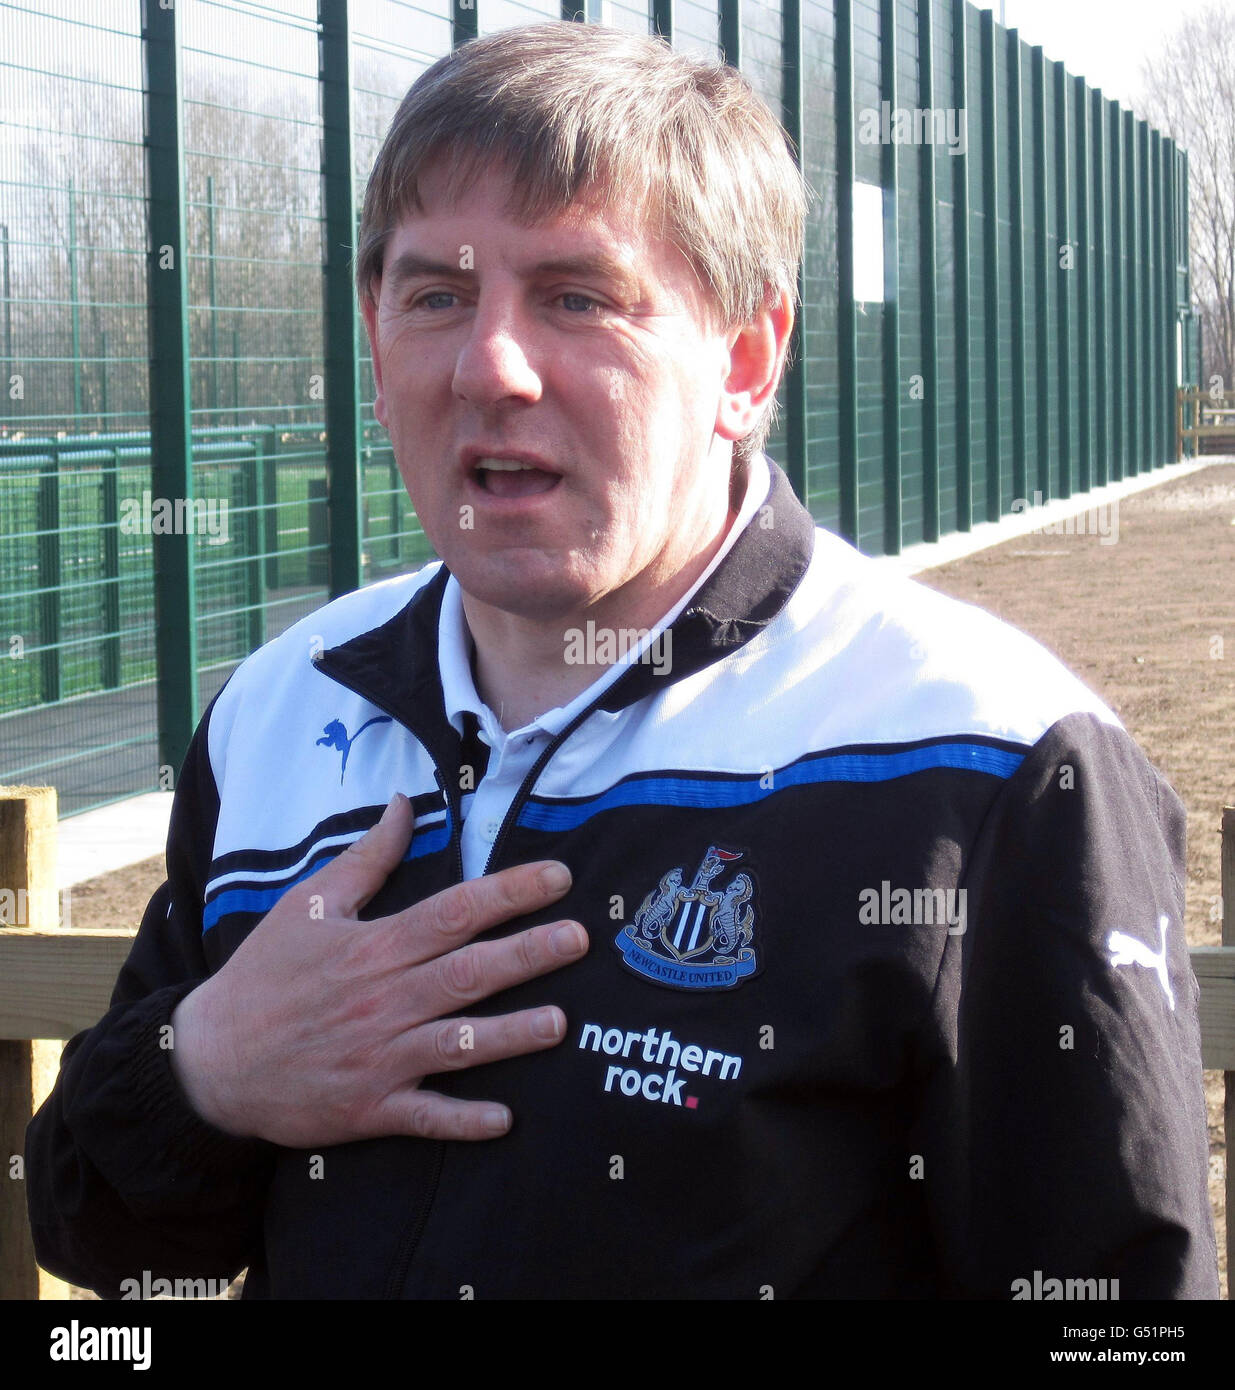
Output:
[0, 0, 1194, 814]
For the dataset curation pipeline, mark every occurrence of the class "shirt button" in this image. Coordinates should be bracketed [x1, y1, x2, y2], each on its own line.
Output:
[483, 819, 500, 840]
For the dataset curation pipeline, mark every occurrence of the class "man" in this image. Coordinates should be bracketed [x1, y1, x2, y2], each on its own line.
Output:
[27, 22, 1217, 1299]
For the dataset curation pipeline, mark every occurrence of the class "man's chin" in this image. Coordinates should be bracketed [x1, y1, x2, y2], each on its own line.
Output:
[449, 560, 597, 625]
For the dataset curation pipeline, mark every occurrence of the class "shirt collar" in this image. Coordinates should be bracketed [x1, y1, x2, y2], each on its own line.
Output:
[311, 455, 814, 760]
[440, 452, 773, 742]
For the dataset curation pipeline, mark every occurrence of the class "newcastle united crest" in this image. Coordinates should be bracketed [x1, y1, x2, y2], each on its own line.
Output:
[615, 845, 759, 991]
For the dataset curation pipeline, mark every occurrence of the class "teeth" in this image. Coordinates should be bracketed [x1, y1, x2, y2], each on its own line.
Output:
[476, 457, 538, 471]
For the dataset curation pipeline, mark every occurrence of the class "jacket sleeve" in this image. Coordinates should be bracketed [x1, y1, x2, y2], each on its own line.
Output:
[24, 691, 277, 1298]
[914, 712, 1219, 1299]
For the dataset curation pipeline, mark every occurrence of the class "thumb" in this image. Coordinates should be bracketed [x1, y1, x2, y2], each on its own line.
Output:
[307, 792, 415, 919]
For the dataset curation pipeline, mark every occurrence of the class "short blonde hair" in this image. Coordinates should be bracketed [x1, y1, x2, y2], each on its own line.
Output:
[356, 22, 806, 463]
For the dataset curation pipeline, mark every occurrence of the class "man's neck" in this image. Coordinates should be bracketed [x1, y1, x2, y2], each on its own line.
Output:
[462, 504, 740, 732]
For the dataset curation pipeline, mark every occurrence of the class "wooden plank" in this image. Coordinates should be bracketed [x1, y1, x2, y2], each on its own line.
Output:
[1191, 945, 1235, 1070]
[0, 786, 58, 929]
[0, 787, 66, 1300]
[2, 932, 1231, 1054]
[0, 1039, 41, 1298]
[0, 929, 135, 1041]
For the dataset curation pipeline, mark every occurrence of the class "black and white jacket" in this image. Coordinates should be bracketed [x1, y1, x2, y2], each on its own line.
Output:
[26, 458, 1218, 1299]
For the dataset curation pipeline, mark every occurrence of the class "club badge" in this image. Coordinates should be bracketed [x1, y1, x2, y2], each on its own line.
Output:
[615, 845, 760, 991]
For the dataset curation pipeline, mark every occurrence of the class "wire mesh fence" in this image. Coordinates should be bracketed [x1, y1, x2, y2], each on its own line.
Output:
[0, 0, 1197, 814]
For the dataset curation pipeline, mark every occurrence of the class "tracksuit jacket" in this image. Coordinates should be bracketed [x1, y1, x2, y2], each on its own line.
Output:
[25, 457, 1219, 1299]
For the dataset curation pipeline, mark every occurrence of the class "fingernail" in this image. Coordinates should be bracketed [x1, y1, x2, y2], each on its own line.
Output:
[532, 1007, 562, 1039]
[550, 923, 585, 956]
[379, 792, 404, 826]
[539, 862, 571, 893]
[483, 1106, 510, 1133]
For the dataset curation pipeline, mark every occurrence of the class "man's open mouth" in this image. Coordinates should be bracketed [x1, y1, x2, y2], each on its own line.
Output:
[473, 457, 562, 499]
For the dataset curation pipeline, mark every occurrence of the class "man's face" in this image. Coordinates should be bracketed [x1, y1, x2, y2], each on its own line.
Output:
[362, 159, 774, 629]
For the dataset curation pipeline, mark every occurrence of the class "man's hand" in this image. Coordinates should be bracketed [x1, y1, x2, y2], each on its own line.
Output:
[169, 792, 587, 1147]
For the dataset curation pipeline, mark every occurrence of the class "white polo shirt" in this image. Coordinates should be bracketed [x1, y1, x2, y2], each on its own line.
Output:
[438, 452, 772, 878]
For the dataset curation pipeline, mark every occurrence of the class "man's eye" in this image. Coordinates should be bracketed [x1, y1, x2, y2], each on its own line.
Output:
[412, 291, 458, 310]
[558, 292, 601, 314]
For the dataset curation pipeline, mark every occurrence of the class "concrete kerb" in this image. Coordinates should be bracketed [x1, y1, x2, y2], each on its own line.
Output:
[878, 455, 1225, 578]
[54, 455, 1229, 888]
[57, 792, 173, 892]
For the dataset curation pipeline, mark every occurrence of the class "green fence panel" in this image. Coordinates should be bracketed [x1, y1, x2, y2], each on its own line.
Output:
[801, 0, 841, 533]
[0, 0, 1195, 813]
[931, 0, 958, 531]
[894, 0, 923, 548]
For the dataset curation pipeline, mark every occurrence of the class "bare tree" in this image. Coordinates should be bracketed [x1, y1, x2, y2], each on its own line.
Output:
[1139, 2, 1235, 392]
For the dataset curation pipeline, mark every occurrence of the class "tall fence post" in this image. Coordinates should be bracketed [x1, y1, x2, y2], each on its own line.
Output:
[1139, 122, 1154, 471]
[0, 787, 67, 1300]
[1110, 103, 1124, 480]
[979, 9, 1000, 522]
[1125, 109, 1139, 476]
[144, 0, 199, 775]
[881, 0, 902, 554]
[781, 0, 807, 506]
[1092, 88, 1109, 488]
[1074, 74, 1092, 495]
[320, 0, 364, 601]
[1165, 139, 1179, 452]
[36, 453, 61, 704]
[953, 3, 972, 531]
[1053, 61, 1072, 501]
[918, 0, 939, 542]
[719, 0, 741, 66]
[101, 446, 121, 688]
[1032, 47, 1050, 501]
[836, 0, 859, 543]
[1007, 30, 1027, 510]
[453, 0, 478, 47]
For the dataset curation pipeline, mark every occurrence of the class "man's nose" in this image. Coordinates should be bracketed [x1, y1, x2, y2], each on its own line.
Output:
[451, 301, 543, 407]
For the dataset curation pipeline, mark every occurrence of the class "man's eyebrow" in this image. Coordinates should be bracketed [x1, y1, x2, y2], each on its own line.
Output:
[530, 253, 642, 293]
[383, 252, 467, 289]
[382, 249, 643, 296]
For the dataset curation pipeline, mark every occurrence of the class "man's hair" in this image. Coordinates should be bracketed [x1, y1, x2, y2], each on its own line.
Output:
[356, 21, 807, 465]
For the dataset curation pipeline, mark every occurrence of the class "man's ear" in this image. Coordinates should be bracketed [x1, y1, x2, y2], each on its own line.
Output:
[360, 285, 387, 430]
[714, 287, 794, 444]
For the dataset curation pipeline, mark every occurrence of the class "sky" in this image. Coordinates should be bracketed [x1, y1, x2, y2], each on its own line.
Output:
[969, 0, 1228, 109]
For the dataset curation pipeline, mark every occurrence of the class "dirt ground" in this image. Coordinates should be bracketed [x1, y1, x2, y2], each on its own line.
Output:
[62, 461, 1234, 1299]
[917, 461, 1235, 1300]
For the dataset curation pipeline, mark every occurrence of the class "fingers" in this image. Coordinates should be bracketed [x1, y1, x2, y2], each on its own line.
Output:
[373, 1087, 516, 1142]
[408, 919, 589, 1015]
[413, 1004, 568, 1076]
[391, 859, 576, 968]
[375, 1003, 570, 1140]
[307, 793, 416, 919]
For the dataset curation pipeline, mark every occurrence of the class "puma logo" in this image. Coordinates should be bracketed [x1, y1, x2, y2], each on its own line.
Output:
[1106, 915, 1175, 1012]
[316, 715, 393, 783]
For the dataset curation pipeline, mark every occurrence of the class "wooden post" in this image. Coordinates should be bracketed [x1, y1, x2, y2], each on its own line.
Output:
[1223, 806, 1235, 1300]
[0, 786, 68, 1300]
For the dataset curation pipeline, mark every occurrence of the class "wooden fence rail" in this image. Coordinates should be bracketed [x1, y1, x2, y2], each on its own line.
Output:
[1176, 386, 1235, 458]
[2, 792, 1234, 1297]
